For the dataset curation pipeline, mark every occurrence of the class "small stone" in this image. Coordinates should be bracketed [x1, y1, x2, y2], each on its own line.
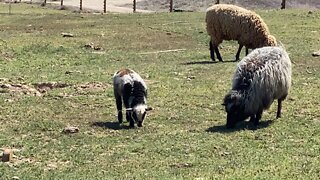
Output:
[63, 126, 79, 134]
[312, 50, 320, 57]
[2, 149, 13, 162]
[61, 33, 74, 37]
[12, 176, 20, 180]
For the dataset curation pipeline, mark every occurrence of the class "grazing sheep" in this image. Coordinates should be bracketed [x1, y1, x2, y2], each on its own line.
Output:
[113, 68, 152, 127]
[206, 4, 277, 61]
[222, 46, 292, 128]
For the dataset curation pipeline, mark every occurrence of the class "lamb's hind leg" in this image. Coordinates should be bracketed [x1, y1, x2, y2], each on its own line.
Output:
[115, 94, 123, 124]
[123, 83, 134, 127]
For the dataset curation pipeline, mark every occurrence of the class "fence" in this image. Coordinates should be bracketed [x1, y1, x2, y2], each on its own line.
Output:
[4, 0, 288, 14]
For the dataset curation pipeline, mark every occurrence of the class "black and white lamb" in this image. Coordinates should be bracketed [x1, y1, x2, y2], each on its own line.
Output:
[113, 68, 152, 127]
[222, 46, 292, 128]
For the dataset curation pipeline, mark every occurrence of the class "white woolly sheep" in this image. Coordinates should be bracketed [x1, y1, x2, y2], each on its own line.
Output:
[206, 4, 277, 62]
[113, 68, 152, 127]
[222, 46, 292, 128]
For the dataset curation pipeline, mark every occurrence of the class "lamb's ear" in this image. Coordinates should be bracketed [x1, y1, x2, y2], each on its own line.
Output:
[145, 107, 153, 111]
[126, 108, 133, 112]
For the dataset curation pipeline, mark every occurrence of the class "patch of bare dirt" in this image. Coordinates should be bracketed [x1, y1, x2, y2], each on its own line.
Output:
[74, 82, 109, 94]
[0, 79, 110, 97]
[0, 83, 42, 97]
[33, 82, 71, 93]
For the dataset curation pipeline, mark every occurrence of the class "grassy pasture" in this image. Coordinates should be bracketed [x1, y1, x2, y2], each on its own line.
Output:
[0, 3, 320, 179]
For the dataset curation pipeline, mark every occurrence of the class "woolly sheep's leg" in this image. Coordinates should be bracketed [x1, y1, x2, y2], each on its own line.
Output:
[253, 109, 263, 127]
[115, 95, 123, 124]
[209, 40, 215, 61]
[235, 44, 243, 61]
[249, 115, 255, 123]
[276, 99, 282, 118]
[214, 46, 223, 62]
[277, 95, 287, 118]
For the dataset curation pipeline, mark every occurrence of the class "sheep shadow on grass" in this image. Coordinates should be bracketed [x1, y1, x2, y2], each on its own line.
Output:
[91, 121, 132, 130]
[182, 59, 236, 65]
[206, 120, 274, 133]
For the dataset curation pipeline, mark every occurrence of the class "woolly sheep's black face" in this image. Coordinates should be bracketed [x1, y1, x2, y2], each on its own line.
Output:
[223, 91, 249, 128]
[225, 108, 249, 128]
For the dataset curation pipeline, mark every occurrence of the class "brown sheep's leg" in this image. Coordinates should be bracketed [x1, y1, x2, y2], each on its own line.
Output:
[209, 40, 215, 61]
[214, 46, 223, 62]
[235, 44, 243, 61]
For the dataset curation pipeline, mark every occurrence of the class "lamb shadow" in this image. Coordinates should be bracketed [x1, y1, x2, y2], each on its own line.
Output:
[182, 60, 236, 65]
[206, 120, 274, 133]
[91, 121, 131, 130]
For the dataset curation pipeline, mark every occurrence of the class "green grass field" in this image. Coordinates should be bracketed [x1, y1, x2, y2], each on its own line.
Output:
[0, 3, 320, 179]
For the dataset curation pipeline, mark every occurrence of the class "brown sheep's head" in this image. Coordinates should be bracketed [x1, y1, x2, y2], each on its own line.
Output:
[265, 35, 277, 46]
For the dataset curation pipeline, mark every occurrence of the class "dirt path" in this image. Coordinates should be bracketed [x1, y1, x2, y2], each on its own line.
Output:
[49, 0, 153, 13]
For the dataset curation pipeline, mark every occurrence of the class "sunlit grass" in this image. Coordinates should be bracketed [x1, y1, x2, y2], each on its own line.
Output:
[0, 3, 320, 179]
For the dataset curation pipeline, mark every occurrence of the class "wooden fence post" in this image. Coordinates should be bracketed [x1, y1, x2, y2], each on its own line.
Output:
[9, 1, 12, 15]
[133, 0, 136, 13]
[60, 0, 63, 7]
[169, 0, 173, 12]
[281, 0, 286, 9]
[104, 0, 107, 13]
[80, 0, 82, 11]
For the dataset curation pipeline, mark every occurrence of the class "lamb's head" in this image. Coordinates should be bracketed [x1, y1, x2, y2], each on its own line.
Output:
[127, 104, 152, 127]
[222, 90, 249, 128]
[264, 35, 277, 47]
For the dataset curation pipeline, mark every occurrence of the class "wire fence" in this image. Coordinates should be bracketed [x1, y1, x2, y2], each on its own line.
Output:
[1, 0, 289, 14]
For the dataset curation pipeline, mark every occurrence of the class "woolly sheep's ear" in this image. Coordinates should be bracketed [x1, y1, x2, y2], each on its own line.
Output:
[126, 108, 133, 112]
[146, 107, 153, 111]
